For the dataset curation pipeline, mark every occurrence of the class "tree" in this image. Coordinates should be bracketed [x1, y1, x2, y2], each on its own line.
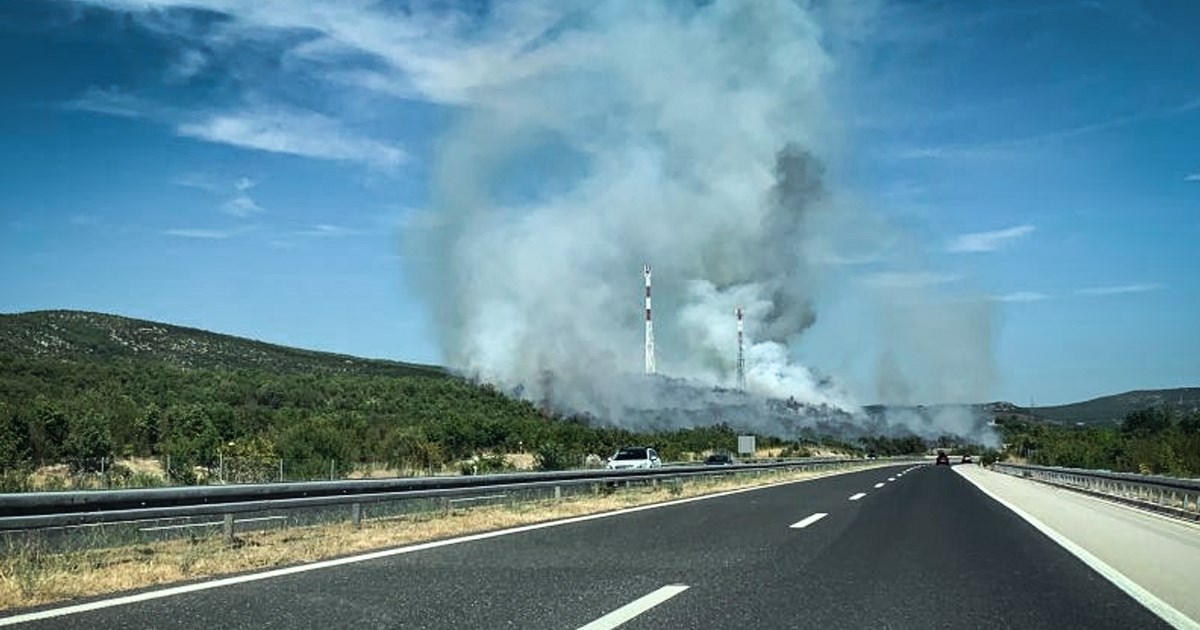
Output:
[1179, 411, 1200, 435]
[1121, 407, 1171, 438]
[63, 409, 114, 472]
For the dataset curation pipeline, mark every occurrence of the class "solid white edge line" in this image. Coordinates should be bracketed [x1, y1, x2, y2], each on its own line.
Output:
[575, 584, 689, 630]
[873, 483, 885, 488]
[954, 467, 1199, 630]
[0, 469, 872, 627]
[789, 512, 829, 529]
[849, 492, 867, 501]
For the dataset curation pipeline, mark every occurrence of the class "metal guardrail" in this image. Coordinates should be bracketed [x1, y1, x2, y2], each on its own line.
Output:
[0, 458, 909, 537]
[992, 462, 1200, 521]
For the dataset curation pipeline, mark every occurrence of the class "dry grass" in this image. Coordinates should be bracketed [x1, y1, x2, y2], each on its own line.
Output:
[0, 463, 891, 612]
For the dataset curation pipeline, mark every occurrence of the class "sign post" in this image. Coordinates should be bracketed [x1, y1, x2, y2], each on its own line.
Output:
[737, 435, 756, 460]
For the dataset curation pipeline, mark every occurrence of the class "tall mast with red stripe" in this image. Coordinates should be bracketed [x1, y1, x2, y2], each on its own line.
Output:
[644, 264, 656, 375]
[736, 306, 746, 391]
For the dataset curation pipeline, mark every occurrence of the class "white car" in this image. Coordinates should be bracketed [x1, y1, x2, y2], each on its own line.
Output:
[605, 446, 662, 470]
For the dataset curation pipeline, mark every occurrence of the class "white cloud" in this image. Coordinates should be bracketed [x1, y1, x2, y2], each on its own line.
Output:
[164, 228, 236, 239]
[992, 291, 1049, 303]
[1185, 173, 1200, 182]
[862, 271, 962, 289]
[220, 194, 263, 217]
[947, 224, 1035, 253]
[893, 94, 1200, 162]
[65, 87, 158, 119]
[177, 108, 406, 170]
[172, 172, 225, 193]
[295, 223, 360, 238]
[166, 49, 208, 82]
[76, 0, 570, 106]
[1076, 283, 1163, 296]
[174, 174, 264, 218]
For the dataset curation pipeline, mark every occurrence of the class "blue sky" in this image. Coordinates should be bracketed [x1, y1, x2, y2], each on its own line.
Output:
[1, 0, 1197, 405]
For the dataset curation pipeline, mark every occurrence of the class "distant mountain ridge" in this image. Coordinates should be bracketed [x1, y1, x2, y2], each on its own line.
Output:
[0, 310, 444, 378]
[1025, 388, 1200, 426]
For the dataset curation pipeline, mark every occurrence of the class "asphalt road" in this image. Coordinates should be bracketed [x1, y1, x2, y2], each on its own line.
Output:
[3, 464, 1173, 629]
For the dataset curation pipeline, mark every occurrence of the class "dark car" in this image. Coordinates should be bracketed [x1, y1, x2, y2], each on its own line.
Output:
[960, 454, 973, 464]
[935, 450, 950, 465]
[704, 453, 735, 466]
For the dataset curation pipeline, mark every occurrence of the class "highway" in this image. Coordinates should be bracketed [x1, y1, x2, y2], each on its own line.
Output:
[2, 464, 1176, 629]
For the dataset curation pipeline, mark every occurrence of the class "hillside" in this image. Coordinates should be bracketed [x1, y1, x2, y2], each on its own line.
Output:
[1028, 388, 1200, 426]
[0, 310, 443, 378]
[0, 310, 774, 486]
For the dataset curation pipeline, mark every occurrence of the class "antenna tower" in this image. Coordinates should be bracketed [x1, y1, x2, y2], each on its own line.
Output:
[736, 306, 746, 391]
[644, 264, 656, 375]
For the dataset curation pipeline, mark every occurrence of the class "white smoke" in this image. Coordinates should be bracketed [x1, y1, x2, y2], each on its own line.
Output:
[417, 1, 837, 403]
[405, 0, 996, 441]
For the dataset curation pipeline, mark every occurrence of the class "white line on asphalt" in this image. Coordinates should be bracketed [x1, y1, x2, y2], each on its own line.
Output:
[873, 483, 885, 489]
[888, 477, 895, 481]
[955, 468, 1199, 630]
[849, 492, 867, 501]
[0, 472, 827, 627]
[576, 585, 690, 630]
[789, 513, 829, 529]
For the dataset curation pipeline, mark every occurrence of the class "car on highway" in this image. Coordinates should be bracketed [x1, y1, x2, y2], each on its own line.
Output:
[935, 450, 950, 466]
[703, 452, 735, 466]
[960, 454, 973, 464]
[605, 447, 662, 470]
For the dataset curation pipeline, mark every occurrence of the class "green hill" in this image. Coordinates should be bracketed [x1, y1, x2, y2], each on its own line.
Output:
[1027, 388, 1200, 427]
[0, 310, 443, 377]
[0, 311, 754, 487]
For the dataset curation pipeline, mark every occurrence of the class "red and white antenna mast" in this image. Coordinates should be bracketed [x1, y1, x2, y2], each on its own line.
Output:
[644, 264, 656, 375]
[735, 306, 746, 391]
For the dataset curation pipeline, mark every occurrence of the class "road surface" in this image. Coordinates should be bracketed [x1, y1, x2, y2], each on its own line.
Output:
[2, 464, 1178, 629]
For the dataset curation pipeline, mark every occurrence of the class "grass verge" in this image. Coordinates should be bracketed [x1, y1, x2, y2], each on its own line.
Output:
[0, 463, 891, 612]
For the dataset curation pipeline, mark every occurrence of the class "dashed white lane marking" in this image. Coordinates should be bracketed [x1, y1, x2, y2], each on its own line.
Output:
[849, 492, 867, 501]
[873, 483, 885, 489]
[789, 513, 829, 529]
[888, 477, 896, 481]
[576, 585, 690, 630]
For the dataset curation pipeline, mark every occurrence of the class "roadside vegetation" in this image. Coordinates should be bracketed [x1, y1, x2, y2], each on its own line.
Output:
[995, 406, 1200, 476]
[1, 354, 871, 491]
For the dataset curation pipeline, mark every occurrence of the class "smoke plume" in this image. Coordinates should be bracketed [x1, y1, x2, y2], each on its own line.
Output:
[410, 0, 995, 442]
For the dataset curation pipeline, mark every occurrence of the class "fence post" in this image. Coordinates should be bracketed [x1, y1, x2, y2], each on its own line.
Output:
[279, 459, 284, 483]
[351, 503, 362, 529]
[330, 459, 335, 481]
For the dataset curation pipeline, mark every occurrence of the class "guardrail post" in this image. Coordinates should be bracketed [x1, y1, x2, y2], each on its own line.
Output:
[223, 513, 234, 544]
[554, 485, 562, 500]
[351, 502, 362, 529]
